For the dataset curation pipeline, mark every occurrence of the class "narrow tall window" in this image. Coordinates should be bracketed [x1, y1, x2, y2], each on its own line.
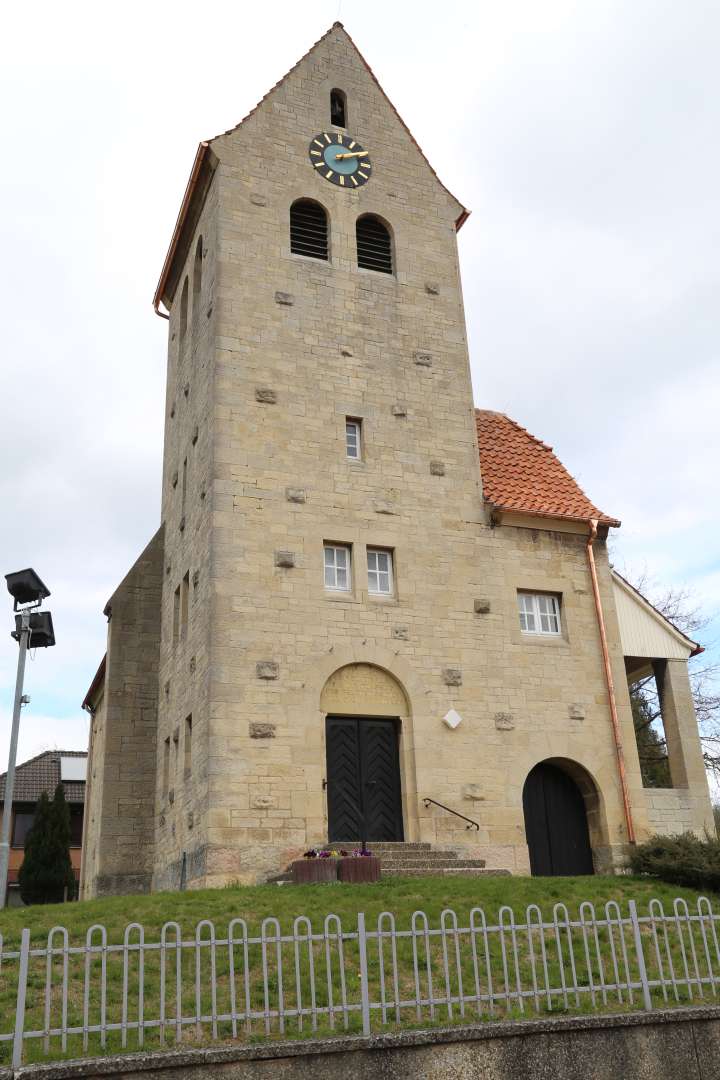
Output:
[290, 199, 329, 260]
[181, 457, 188, 514]
[324, 544, 351, 591]
[192, 236, 203, 327]
[356, 215, 393, 274]
[179, 277, 189, 345]
[367, 549, 394, 595]
[330, 88, 347, 128]
[163, 737, 170, 797]
[346, 418, 361, 460]
[173, 585, 181, 645]
[518, 592, 561, 635]
[184, 714, 193, 776]
[181, 572, 190, 639]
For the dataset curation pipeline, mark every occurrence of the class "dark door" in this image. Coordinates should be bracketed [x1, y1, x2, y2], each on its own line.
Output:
[325, 716, 403, 843]
[523, 762, 594, 876]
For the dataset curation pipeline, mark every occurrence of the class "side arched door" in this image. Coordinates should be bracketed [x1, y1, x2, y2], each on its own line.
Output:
[523, 762, 594, 876]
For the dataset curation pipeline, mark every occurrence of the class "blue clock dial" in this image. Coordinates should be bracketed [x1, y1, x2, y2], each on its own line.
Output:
[309, 132, 372, 188]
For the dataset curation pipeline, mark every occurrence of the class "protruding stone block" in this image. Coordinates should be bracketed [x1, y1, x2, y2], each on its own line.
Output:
[392, 625, 409, 640]
[275, 291, 294, 306]
[255, 387, 277, 404]
[250, 192, 267, 206]
[414, 351, 432, 366]
[256, 661, 279, 680]
[252, 794, 277, 808]
[463, 784, 485, 801]
[443, 667, 462, 686]
[391, 403, 407, 417]
[250, 722, 276, 739]
[430, 461, 445, 476]
[569, 703, 585, 720]
[274, 550, 295, 568]
[425, 282, 440, 295]
[495, 712, 515, 731]
[285, 487, 306, 503]
[474, 598, 491, 614]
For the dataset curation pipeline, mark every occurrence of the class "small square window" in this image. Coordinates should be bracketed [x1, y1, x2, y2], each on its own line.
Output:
[324, 544, 351, 591]
[367, 548, 394, 595]
[518, 592, 561, 635]
[346, 419, 361, 460]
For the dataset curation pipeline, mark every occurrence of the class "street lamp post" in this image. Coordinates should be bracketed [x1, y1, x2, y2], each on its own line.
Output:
[0, 569, 55, 908]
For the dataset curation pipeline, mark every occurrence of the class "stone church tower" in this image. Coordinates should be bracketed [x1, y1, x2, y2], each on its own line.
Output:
[80, 24, 714, 896]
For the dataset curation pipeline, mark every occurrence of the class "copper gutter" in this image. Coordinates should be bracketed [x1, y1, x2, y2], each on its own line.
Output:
[586, 519, 636, 843]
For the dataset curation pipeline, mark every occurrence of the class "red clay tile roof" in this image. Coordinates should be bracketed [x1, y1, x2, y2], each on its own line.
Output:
[0, 750, 87, 805]
[475, 410, 620, 527]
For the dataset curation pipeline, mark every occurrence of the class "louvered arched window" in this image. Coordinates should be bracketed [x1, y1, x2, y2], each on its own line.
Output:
[290, 199, 329, 261]
[356, 215, 393, 274]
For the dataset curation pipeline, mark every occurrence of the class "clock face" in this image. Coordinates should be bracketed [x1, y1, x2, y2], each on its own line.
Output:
[308, 132, 372, 188]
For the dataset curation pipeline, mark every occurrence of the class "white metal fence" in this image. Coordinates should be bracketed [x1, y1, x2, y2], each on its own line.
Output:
[1, 896, 719, 1068]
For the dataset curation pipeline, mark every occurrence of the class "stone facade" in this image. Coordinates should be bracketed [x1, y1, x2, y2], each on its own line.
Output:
[80, 25, 714, 896]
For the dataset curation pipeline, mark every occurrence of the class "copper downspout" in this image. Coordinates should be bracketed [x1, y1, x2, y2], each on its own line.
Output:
[586, 518, 636, 844]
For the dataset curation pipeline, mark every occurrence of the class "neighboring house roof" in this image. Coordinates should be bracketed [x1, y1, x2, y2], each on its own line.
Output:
[475, 410, 621, 528]
[0, 750, 87, 805]
[153, 22, 469, 313]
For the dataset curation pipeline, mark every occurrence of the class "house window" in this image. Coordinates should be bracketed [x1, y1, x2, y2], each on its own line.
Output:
[290, 199, 329, 260]
[330, 88, 347, 128]
[356, 214, 393, 274]
[324, 544, 351, 591]
[69, 805, 84, 847]
[11, 806, 35, 847]
[518, 592, 561, 635]
[367, 548, 393, 595]
[346, 418, 361, 460]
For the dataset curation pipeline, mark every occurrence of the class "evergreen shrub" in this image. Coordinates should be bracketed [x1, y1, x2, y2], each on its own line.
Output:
[629, 832, 720, 893]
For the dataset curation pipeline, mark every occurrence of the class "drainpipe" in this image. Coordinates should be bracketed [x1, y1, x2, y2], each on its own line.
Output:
[586, 519, 636, 844]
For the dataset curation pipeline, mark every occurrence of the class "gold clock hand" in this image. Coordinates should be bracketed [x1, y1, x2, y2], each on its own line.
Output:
[334, 151, 369, 160]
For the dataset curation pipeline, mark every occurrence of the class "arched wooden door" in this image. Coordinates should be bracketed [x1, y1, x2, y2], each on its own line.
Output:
[522, 762, 594, 876]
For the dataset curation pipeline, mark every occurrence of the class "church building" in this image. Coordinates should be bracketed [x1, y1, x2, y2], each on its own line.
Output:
[80, 24, 713, 897]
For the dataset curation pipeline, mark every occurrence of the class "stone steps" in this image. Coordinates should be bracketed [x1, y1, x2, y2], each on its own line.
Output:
[269, 841, 511, 884]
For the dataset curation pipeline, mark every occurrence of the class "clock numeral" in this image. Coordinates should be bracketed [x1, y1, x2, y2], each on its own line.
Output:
[358, 172, 368, 180]
[313, 139, 324, 148]
[349, 141, 356, 149]
[325, 170, 333, 179]
[350, 175, 358, 186]
[339, 175, 345, 186]
[310, 150, 321, 156]
[324, 133, 331, 144]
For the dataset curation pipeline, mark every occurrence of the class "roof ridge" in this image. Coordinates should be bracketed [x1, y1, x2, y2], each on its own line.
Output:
[0, 748, 87, 783]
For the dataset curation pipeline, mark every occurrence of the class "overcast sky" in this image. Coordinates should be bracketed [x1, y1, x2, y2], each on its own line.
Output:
[0, 0, 718, 771]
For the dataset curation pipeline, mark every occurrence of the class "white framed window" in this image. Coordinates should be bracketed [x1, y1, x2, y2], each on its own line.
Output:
[518, 592, 561, 635]
[324, 544, 351, 591]
[367, 548, 393, 595]
[346, 418, 361, 460]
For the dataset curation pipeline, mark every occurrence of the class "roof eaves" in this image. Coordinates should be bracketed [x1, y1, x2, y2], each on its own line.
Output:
[488, 502, 621, 529]
[82, 654, 107, 712]
[611, 570, 704, 657]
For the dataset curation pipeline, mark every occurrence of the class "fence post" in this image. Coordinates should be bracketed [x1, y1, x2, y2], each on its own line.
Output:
[628, 900, 653, 1012]
[12, 928, 31, 1069]
[357, 912, 371, 1036]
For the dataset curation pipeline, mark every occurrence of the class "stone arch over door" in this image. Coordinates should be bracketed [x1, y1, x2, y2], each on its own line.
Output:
[320, 663, 415, 842]
[522, 758, 603, 876]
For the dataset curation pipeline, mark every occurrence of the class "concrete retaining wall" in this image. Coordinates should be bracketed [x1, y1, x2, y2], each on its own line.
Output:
[10, 1006, 720, 1080]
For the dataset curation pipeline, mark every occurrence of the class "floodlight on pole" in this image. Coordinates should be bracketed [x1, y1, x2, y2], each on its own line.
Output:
[0, 569, 55, 908]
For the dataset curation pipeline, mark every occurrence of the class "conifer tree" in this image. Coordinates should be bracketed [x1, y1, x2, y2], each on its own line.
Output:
[18, 784, 75, 905]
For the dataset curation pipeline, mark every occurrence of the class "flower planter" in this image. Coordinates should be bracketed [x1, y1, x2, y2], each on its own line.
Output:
[291, 858, 338, 884]
[338, 856, 381, 883]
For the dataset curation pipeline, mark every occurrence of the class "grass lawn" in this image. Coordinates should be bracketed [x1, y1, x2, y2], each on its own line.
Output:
[0, 875, 716, 1067]
[0, 873, 709, 946]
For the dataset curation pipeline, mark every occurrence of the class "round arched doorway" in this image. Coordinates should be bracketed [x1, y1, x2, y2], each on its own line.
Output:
[522, 760, 595, 876]
[320, 664, 408, 844]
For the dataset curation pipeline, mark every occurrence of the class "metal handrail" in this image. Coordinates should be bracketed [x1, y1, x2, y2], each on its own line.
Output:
[423, 797, 480, 830]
